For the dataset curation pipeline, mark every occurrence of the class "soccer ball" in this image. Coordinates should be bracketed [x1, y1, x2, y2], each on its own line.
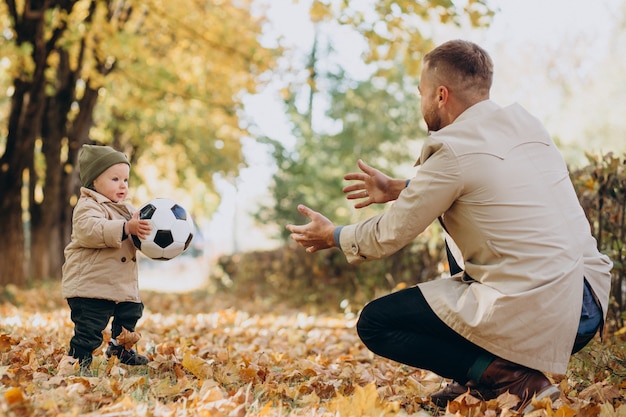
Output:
[132, 198, 194, 260]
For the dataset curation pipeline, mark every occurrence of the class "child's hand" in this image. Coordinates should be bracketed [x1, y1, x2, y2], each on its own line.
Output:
[125, 211, 152, 239]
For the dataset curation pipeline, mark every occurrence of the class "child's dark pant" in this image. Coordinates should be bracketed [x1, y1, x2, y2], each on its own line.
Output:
[67, 297, 144, 361]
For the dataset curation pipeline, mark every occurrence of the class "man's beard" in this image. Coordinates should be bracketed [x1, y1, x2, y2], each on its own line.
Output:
[424, 107, 442, 132]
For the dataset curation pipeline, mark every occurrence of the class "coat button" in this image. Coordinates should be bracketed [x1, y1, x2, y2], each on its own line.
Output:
[121, 257, 127, 262]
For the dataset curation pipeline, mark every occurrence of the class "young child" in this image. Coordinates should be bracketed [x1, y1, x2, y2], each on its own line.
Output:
[62, 144, 152, 372]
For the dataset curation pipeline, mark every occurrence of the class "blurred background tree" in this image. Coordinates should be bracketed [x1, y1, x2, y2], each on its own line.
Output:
[258, 0, 493, 238]
[259, 61, 426, 239]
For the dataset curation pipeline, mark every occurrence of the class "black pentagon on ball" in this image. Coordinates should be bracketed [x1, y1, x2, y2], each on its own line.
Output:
[139, 203, 157, 219]
[171, 204, 188, 220]
[184, 233, 194, 250]
[153, 230, 174, 248]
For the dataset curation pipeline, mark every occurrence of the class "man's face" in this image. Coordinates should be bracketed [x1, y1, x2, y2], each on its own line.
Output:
[418, 63, 443, 132]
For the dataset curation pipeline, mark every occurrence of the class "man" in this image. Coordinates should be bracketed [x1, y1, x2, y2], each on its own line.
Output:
[285, 40, 612, 413]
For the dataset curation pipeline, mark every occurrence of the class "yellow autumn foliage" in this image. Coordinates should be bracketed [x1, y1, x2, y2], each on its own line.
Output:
[327, 383, 400, 416]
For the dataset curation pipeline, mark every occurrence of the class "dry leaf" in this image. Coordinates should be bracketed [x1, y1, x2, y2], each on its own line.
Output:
[4, 386, 25, 405]
[528, 391, 556, 412]
[554, 405, 578, 417]
[328, 383, 400, 416]
[115, 327, 141, 350]
[0, 334, 16, 353]
[447, 391, 484, 416]
[599, 402, 626, 417]
[496, 391, 521, 410]
[580, 381, 622, 403]
[182, 350, 213, 379]
[57, 355, 79, 376]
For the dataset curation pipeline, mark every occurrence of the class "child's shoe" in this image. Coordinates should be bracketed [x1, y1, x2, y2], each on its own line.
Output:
[106, 341, 149, 365]
[78, 356, 93, 376]
[69, 348, 93, 376]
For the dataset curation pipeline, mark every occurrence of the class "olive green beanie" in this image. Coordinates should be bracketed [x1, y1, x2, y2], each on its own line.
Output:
[78, 144, 130, 188]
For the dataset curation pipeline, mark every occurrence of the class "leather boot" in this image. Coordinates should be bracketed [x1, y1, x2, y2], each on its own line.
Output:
[430, 380, 485, 407]
[477, 358, 561, 412]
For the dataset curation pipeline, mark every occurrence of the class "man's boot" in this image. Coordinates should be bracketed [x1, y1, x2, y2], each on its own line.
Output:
[430, 380, 485, 407]
[430, 358, 560, 412]
[477, 358, 561, 412]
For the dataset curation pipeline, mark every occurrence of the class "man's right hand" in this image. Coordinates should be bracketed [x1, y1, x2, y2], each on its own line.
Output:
[343, 159, 407, 208]
[285, 205, 336, 253]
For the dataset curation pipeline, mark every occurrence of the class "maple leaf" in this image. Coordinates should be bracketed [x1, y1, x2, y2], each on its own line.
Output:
[181, 351, 213, 379]
[153, 377, 193, 398]
[115, 327, 141, 350]
[4, 386, 25, 405]
[327, 383, 400, 416]
[579, 381, 622, 403]
[526, 392, 556, 413]
[57, 355, 79, 376]
[496, 391, 521, 410]
[554, 404, 578, 417]
[599, 402, 626, 417]
[0, 334, 17, 353]
[447, 391, 484, 416]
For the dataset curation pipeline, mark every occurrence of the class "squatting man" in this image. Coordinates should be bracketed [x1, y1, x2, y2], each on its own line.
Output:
[285, 39, 611, 413]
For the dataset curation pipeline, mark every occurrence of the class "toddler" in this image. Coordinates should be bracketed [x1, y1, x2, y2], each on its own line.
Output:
[62, 144, 152, 372]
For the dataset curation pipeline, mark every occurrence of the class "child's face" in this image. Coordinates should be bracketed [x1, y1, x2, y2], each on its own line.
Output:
[92, 163, 130, 203]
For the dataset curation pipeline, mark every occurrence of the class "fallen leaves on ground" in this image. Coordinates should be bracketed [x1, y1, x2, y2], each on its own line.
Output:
[0, 283, 624, 416]
[116, 327, 142, 350]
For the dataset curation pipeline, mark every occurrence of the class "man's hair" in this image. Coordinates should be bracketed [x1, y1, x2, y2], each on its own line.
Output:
[423, 40, 493, 99]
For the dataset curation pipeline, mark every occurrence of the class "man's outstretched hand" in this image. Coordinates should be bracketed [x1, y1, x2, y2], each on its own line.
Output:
[287, 161, 409, 253]
[285, 205, 336, 253]
[343, 159, 406, 208]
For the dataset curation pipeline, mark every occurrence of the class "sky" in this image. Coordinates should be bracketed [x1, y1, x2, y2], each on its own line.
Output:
[204, 0, 625, 257]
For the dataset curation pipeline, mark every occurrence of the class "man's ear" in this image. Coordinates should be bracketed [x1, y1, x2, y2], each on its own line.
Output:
[437, 86, 449, 106]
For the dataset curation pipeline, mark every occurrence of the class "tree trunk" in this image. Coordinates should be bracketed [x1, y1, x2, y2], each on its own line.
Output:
[0, 0, 55, 285]
[0, 77, 46, 285]
[0, 177, 27, 287]
[30, 139, 63, 282]
[0, 79, 28, 286]
[31, 50, 76, 281]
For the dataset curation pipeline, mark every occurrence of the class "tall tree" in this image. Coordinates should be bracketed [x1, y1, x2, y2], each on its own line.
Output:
[260, 61, 425, 239]
[0, 0, 276, 285]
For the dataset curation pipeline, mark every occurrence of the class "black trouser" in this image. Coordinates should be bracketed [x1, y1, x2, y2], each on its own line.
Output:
[356, 286, 489, 384]
[356, 285, 597, 384]
[67, 297, 144, 360]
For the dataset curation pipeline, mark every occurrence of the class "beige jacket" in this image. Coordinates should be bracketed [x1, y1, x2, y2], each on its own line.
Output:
[62, 188, 141, 303]
[339, 100, 612, 374]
